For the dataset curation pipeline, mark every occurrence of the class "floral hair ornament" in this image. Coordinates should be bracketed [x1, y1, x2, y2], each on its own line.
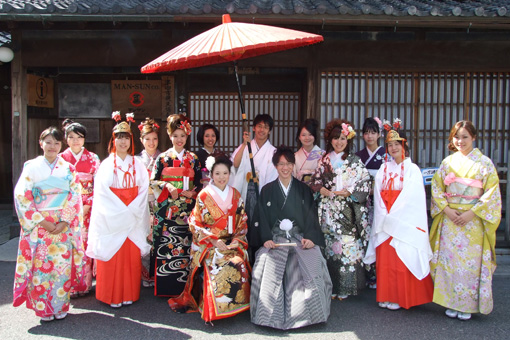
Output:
[178, 120, 192, 136]
[138, 120, 160, 132]
[374, 117, 383, 130]
[111, 111, 134, 135]
[126, 112, 135, 123]
[112, 111, 121, 122]
[384, 118, 406, 144]
[341, 123, 356, 140]
[205, 156, 216, 172]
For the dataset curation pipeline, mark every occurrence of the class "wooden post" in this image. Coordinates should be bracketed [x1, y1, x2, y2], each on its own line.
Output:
[305, 53, 320, 122]
[11, 30, 27, 190]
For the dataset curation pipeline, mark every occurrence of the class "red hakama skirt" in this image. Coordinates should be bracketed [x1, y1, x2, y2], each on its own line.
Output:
[96, 238, 142, 305]
[375, 189, 433, 309]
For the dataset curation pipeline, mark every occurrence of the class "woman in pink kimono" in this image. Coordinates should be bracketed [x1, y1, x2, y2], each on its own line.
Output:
[13, 127, 86, 322]
[60, 120, 100, 297]
[430, 120, 501, 321]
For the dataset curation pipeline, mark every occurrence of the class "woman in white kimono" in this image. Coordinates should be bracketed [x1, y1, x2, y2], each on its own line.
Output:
[87, 114, 150, 308]
[293, 118, 324, 183]
[13, 127, 86, 321]
[364, 119, 433, 311]
[430, 120, 501, 321]
[250, 146, 332, 330]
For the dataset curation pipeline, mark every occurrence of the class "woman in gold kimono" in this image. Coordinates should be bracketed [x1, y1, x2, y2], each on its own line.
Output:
[430, 120, 501, 321]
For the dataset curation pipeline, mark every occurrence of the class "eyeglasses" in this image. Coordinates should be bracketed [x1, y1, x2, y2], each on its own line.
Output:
[276, 162, 294, 168]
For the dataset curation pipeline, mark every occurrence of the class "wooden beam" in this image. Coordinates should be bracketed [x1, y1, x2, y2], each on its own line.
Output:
[11, 30, 27, 189]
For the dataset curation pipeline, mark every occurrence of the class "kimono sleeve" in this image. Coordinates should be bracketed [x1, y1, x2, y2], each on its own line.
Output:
[430, 160, 449, 218]
[60, 164, 83, 225]
[13, 161, 45, 233]
[232, 195, 249, 250]
[471, 158, 502, 228]
[84, 152, 101, 206]
[347, 158, 371, 204]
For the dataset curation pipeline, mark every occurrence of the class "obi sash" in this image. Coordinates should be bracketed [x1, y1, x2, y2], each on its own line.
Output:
[32, 176, 70, 211]
[110, 186, 139, 206]
[444, 172, 483, 205]
[76, 172, 94, 195]
[160, 166, 195, 192]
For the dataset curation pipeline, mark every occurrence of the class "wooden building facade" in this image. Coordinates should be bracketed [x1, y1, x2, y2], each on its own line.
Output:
[0, 0, 509, 244]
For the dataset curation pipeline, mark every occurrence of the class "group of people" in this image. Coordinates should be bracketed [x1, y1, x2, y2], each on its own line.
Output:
[13, 111, 501, 328]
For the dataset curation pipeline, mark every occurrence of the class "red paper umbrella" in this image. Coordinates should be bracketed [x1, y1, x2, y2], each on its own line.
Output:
[141, 14, 323, 197]
[141, 14, 323, 73]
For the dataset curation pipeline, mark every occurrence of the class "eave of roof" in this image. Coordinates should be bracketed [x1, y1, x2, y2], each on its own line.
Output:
[0, 1, 509, 30]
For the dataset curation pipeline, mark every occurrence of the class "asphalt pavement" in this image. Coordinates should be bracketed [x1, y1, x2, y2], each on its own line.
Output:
[0, 235, 509, 340]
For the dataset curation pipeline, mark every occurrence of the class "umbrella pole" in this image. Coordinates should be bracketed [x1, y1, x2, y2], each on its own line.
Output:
[233, 61, 259, 198]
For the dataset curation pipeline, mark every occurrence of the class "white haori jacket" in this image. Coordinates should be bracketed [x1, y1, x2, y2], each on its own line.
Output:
[364, 158, 433, 280]
[230, 139, 277, 202]
[87, 154, 151, 262]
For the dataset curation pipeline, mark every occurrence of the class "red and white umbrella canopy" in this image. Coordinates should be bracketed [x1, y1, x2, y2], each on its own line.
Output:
[141, 14, 323, 74]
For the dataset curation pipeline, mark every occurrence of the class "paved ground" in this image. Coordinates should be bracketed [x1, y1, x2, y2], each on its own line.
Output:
[0, 237, 509, 340]
[1, 207, 509, 340]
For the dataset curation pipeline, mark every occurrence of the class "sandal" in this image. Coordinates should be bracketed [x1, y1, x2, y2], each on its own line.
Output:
[41, 315, 55, 322]
[55, 312, 67, 320]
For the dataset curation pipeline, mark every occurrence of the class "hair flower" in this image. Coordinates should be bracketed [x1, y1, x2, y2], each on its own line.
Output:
[393, 118, 402, 129]
[179, 120, 192, 136]
[205, 156, 216, 172]
[153, 123, 160, 129]
[138, 123, 144, 131]
[341, 123, 356, 140]
[374, 117, 383, 130]
[126, 112, 135, 123]
[112, 111, 121, 122]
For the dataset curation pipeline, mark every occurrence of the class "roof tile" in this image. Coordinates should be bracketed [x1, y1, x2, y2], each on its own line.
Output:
[0, 0, 508, 18]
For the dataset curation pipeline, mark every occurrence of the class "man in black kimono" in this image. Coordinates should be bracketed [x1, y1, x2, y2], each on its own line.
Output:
[250, 146, 332, 330]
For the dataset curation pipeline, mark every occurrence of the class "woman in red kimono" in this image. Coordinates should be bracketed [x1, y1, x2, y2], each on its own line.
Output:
[87, 113, 150, 308]
[364, 118, 433, 310]
[169, 155, 250, 323]
[60, 119, 100, 297]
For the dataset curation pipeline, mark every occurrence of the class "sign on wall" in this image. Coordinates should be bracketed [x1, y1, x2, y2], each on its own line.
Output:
[28, 74, 54, 108]
[111, 80, 162, 118]
[161, 76, 175, 118]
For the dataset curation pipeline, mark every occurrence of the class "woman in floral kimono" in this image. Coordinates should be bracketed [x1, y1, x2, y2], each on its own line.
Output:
[13, 126, 86, 322]
[151, 114, 202, 296]
[87, 114, 150, 308]
[364, 119, 433, 311]
[293, 118, 324, 183]
[429, 120, 501, 321]
[136, 117, 161, 288]
[169, 155, 250, 323]
[310, 119, 371, 300]
[60, 120, 100, 297]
